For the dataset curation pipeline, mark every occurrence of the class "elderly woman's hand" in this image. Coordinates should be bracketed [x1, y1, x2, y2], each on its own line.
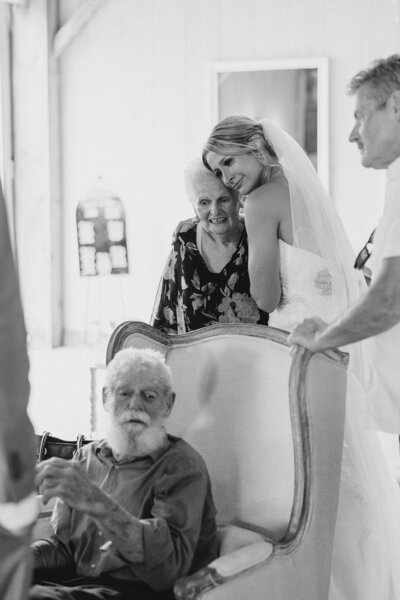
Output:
[36, 457, 107, 515]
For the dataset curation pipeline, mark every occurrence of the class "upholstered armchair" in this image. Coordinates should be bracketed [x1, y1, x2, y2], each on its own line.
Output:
[106, 321, 348, 600]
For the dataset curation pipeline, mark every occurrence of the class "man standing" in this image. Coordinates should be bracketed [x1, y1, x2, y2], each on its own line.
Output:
[31, 347, 218, 600]
[289, 55, 400, 435]
[0, 181, 38, 600]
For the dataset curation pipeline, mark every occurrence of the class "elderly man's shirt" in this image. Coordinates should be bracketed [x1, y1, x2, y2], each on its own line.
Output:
[151, 217, 268, 333]
[35, 436, 218, 590]
[367, 156, 400, 432]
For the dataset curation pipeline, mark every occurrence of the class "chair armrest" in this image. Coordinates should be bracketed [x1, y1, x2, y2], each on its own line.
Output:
[174, 541, 273, 599]
[209, 541, 273, 577]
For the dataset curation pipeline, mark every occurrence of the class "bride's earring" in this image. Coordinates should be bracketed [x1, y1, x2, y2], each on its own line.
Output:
[252, 136, 274, 166]
[251, 136, 267, 162]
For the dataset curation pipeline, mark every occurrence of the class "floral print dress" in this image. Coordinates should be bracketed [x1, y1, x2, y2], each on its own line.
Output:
[151, 218, 268, 333]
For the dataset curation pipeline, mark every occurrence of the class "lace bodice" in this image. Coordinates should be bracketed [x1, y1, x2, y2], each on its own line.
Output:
[268, 241, 335, 332]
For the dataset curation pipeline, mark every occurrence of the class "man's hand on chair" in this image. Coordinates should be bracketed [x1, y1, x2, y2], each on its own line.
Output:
[288, 317, 329, 352]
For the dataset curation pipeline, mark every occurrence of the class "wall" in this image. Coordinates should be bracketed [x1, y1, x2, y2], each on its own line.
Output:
[12, 0, 53, 347]
[5, 0, 399, 435]
[57, 0, 400, 343]
[8, 0, 400, 347]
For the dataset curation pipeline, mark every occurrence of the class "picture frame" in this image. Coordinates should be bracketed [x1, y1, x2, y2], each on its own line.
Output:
[211, 58, 329, 190]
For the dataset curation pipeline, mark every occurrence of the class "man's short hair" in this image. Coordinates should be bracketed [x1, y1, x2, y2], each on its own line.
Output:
[348, 54, 400, 108]
[106, 348, 173, 396]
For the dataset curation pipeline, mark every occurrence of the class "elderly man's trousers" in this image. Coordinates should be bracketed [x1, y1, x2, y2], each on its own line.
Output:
[29, 571, 175, 600]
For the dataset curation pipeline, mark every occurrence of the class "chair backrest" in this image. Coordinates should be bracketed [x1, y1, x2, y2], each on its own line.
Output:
[106, 322, 348, 544]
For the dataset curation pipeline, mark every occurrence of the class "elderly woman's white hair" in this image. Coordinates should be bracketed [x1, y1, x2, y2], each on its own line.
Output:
[183, 157, 239, 205]
[105, 348, 173, 396]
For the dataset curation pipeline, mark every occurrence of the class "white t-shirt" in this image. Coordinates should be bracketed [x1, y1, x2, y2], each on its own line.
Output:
[368, 156, 400, 433]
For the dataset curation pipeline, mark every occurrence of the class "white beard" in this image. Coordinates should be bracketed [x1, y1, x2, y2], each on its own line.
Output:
[104, 419, 167, 461]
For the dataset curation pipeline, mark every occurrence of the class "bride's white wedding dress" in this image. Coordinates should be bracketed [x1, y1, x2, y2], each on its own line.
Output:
[269, 241, 335, 330]
[270, 240, 400, 600]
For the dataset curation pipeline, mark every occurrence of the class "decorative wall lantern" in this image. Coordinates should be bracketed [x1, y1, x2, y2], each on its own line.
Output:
[76, 189, 129, 277]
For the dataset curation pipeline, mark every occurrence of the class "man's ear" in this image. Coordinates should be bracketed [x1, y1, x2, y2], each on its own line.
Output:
[163, 391, 176, 418]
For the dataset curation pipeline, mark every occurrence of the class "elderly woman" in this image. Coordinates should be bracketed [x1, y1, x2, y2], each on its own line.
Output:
[150, 158, 268, 333]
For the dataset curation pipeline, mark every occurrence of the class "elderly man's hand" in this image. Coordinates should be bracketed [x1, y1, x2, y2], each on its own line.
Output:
[288, 317, 329, 352]
[36, 457, 106, 515]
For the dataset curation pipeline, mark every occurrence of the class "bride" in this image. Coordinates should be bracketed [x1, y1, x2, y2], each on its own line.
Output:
[203, 115, 400, 600]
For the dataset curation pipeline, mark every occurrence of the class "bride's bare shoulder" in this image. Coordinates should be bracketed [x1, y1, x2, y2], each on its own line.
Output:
[245, 173, 293, 242]
[247, 173, 290, 215]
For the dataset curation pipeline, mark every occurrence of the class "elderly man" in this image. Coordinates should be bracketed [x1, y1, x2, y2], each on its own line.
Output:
[31, 348, 218, 600]
[151, 158, 268, 332]
[289, 54, 400, 434]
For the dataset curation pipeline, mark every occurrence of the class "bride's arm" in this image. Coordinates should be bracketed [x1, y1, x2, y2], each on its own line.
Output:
[244, 184, 285, 313]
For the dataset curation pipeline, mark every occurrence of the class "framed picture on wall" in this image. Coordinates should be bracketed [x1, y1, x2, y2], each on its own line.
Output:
[211, 58, 329, 190]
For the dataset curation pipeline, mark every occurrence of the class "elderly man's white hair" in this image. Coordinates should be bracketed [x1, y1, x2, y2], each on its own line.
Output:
[105, 348, 173, 395]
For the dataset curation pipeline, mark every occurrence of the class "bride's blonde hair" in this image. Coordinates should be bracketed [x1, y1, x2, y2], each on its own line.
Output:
[202, 115, 280, 180]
